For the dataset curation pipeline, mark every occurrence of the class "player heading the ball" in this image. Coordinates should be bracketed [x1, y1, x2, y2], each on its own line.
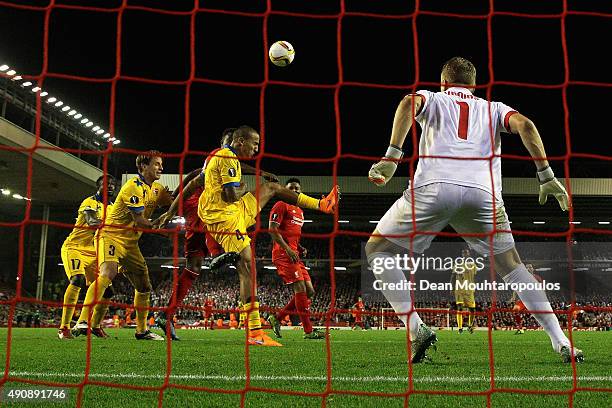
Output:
[156, 125, 339, 346]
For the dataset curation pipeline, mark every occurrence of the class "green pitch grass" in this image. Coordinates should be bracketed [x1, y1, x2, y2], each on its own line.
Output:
[0, 328, 609, 407]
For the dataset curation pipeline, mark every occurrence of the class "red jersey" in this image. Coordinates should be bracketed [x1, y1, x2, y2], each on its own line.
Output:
[269, 201, 304, 261]
[184, 185, 204, 220]
[204, 299, 214, 311]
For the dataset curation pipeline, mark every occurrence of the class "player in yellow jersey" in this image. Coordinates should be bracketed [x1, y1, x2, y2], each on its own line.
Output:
[451, 248, 478, 334]
[58, 175, 116, 339]
[156, 125, 339, 346]
[73, 151, 174, 340]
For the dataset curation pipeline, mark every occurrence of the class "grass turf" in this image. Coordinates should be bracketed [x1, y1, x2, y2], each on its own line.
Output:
[0, 328, 609, 407]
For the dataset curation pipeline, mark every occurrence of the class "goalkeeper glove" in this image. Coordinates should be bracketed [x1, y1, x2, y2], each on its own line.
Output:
[537, 166, 570, 211]
[368, 145, 403, 187]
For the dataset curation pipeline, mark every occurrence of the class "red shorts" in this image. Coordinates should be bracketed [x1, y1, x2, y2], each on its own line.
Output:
[513, 300, 526, 312]
[184, 215, 223, 258]
[204, 309, 213, 319]
[273, 258, 311, 285]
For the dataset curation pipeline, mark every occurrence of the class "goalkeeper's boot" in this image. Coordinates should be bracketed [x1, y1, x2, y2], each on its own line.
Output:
[135, 330, 165, 341]
[169, 319, 180, 341]
[304, 329, 325, 340]
[515, 329, 525, 335]
[58, 327, 73, 340]
[319, 185, 340, 214]
[560, 345, 584, 363]
[411, 324, 437, 364]
[71, 321, 89, 337]
[267, 314, 282, 338]
[91, 328, 110, 339]
[458, 328, 463, 334]
[468, 325, 475, 334]
[210, 251, 240, 270]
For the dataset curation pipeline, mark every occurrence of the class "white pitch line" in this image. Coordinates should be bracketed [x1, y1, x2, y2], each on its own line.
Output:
[8, 371, 612, 384]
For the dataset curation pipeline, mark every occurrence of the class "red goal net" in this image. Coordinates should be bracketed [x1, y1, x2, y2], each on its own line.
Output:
[0, 1, 610, 407]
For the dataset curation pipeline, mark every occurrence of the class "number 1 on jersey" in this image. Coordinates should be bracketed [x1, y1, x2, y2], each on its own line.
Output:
[456, 101, 470, 140]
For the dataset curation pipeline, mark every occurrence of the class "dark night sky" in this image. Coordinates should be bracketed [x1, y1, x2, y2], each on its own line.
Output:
[0, 0, 611, 178]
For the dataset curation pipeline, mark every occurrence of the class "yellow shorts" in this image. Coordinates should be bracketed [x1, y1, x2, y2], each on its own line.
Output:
[455, 290, 475, 308]
[207, 192, 259, 254]
[95, 235, 148, 277]
[60, 245, 98, 284]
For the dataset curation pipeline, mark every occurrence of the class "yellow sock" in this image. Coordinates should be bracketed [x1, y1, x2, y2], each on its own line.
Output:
[468, 310, 473, 327]
[60, 284, 81, 329]
[91, 298, 110, 329]
[457, 312, 463, 329]
[296, 193, 320, 211]
[134, 291, 150, 333]
[238, 302, 246, 328]
[243, 302, 262, 334]
[80, 275, 112, 323]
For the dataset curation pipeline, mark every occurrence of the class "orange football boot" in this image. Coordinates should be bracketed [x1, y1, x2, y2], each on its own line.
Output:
[319, 185, 339, 214]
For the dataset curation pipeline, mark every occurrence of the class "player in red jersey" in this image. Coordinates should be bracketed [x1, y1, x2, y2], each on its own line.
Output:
[156, 129, 279, 340]
[352, 297, 366, 330]
[512, 263, 542, 334]
[267, 178, 324, 340]
[203, 296, 215, 330]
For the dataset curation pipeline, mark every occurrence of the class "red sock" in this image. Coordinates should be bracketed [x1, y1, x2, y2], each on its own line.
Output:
[168, 268, 199, 315]
[295, 292, 313, 334]
[276, 295, 296, 321]
[205, 232, 224, 258]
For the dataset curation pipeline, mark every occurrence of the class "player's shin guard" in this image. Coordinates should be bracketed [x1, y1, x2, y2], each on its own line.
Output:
[367, 251, 423, 341]
[91, 299, 110, 329]
[134, 291, 150, 334]
[243, 301, 262, 335]
[79, 275, 112, 324]
[60, 284, 81, 328]
[276, 295, 296, 321]
[295, 292, 313, 333]
[502, 264, 568, 350]
[92, 286, 113, 329]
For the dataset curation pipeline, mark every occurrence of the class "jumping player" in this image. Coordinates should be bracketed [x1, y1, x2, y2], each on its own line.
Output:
[156, 125, 338, 346]
[365, 57, 582, 363]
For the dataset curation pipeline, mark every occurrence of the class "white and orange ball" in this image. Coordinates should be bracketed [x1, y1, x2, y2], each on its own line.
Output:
[269, 40, 295, 67]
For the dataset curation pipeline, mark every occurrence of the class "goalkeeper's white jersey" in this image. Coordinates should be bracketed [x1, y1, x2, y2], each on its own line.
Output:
[411, 87, 517, 200]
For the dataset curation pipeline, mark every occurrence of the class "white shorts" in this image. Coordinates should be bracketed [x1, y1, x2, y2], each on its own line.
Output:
[375, 183, 515, 255]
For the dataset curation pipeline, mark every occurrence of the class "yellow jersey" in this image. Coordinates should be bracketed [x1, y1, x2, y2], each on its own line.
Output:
[63, 194, 110, 249]
[198, 146, 242, 224]
[100, 175, 167, 244]
[453, 262, 477, 290]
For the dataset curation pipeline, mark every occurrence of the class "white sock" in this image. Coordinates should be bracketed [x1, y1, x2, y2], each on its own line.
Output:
[367, 251, 423, 340]
[502, 263, 569, 351]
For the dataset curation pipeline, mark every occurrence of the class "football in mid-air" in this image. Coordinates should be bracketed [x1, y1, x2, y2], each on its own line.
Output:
[269, 41, 295, 67]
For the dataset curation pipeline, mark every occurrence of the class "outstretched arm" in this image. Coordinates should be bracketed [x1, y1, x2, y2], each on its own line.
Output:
[368, 94, 424, 187]
[153, 174, 204, 228]
[508, 113, 569, 211]
[172, 169, 202, 197]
